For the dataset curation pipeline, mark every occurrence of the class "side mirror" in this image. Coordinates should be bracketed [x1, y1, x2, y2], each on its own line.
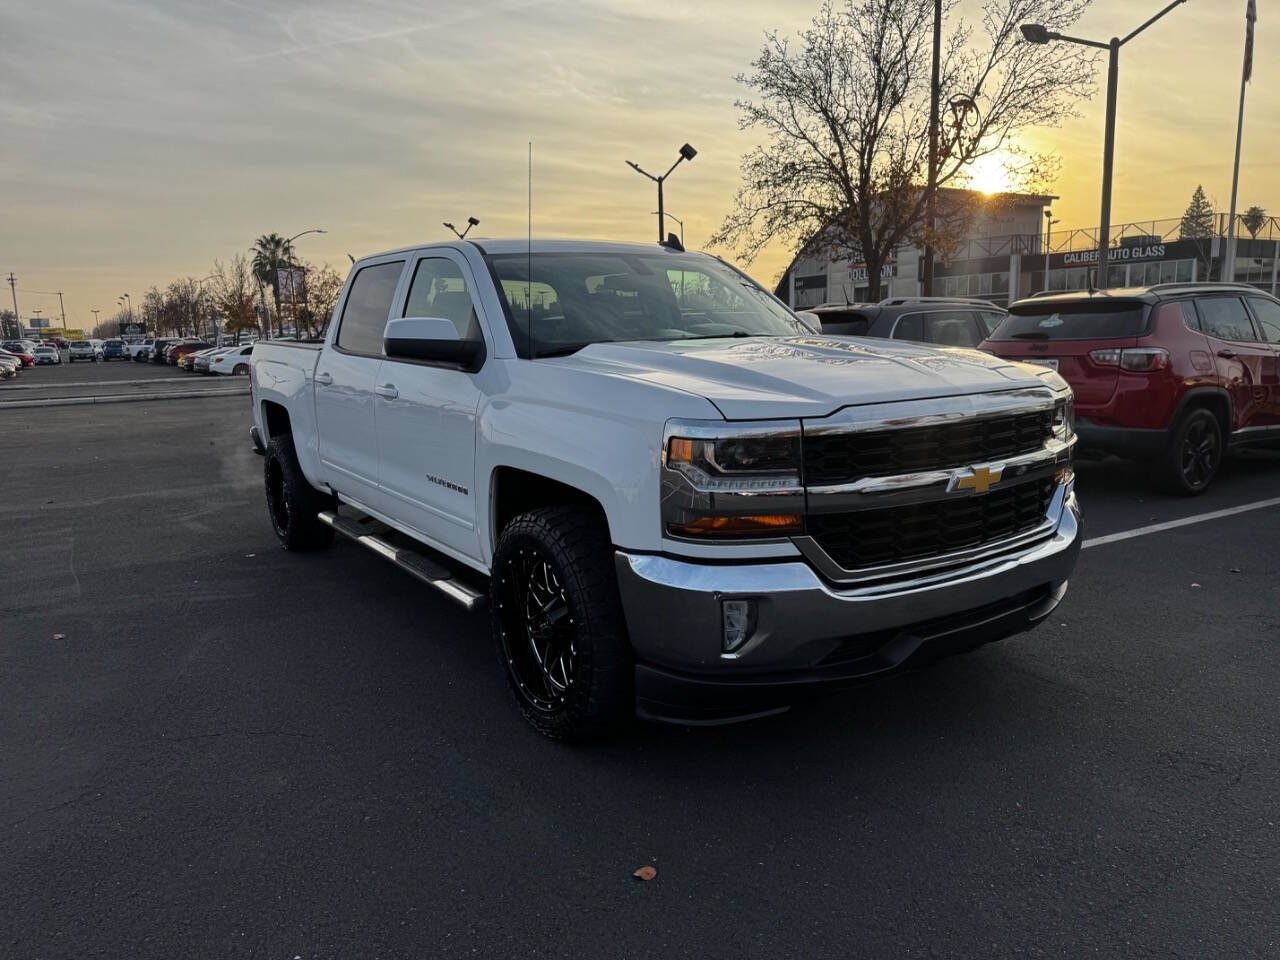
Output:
[384, 316, 485, 372]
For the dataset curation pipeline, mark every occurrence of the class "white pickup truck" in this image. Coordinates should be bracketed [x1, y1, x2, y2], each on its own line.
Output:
[250, 238, 1081, 739]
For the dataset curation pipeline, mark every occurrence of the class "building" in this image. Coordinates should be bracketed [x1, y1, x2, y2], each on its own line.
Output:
[779, 189, 1280, 309]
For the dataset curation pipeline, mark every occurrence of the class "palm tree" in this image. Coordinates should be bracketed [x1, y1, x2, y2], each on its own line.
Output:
[251, 233, 295, 337]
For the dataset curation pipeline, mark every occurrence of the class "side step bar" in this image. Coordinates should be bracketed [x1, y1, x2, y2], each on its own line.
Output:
[317, 509, 487, 611]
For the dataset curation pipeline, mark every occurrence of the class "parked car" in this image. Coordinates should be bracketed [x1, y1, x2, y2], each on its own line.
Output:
[251, 238, 1080, 740]
[0, 351, 21, 378]
[982, 281, 1280, 495]
[125, 338, 155, 360]
[209, 344, 254, 375]
[149, 338, 181, 363]
[101, 338, 126, 360]
[67, 340, 101, 362]
[807, 297, 1008, 348]
[32, 345, 60, 365]
[192, 346, 233, 373]
[1, 343, 36, 367]
[168, 341, 212, 366]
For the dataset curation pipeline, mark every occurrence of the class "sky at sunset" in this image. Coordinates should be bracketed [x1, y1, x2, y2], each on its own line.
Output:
[2, 0, 1274, 329]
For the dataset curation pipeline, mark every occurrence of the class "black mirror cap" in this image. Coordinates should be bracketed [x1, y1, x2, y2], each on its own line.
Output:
[384, 336, 485, 373]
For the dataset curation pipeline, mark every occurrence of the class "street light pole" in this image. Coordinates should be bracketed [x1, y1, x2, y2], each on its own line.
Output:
[1043, 211, 1059, 293]
[651, 212, 684, 248]
[627, 144, 697, 243]
[1021, 1, 1186, 291]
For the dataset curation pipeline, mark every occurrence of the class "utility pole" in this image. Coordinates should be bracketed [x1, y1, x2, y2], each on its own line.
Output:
[922, 0, 943, 297]
[1224, 0, 1256, 283]
[91, 309, 100, 330]
[6, 273, 17, 337]
[57, 291, 67, 328]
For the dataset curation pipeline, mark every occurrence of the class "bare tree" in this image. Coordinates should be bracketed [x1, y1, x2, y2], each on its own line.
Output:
[210, 255, 260, 342]
[295, 261, 344, 340]
[711, 0, 1097, 299]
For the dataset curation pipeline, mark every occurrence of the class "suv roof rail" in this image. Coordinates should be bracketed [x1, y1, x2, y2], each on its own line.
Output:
[1143, 281, 1260, 295]
[877, 296, 1002, 309]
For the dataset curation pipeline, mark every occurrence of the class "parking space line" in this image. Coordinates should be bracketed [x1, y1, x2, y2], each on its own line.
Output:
[1083, 497, 1280, 550]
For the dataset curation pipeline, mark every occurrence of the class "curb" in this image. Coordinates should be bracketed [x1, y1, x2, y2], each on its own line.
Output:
[0, 388, 249, 409]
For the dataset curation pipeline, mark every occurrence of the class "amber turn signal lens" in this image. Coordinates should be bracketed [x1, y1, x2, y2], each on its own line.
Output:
[668, 513, 803, 538]
[667, 437, 695, 464]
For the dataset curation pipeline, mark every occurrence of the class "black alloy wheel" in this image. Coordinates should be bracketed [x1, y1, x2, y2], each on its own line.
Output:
[495, 547, 577, 713]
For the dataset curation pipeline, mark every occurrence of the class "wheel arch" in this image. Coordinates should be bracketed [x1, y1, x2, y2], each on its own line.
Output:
[1173, 386, 1232, 438]
[489, 467, 610, 556]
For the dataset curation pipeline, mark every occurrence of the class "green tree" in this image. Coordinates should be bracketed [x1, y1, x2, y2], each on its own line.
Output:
[1179, 185, 1215, 240]
[251, 233, 295, 337]
[1242, 204, 1267, 238]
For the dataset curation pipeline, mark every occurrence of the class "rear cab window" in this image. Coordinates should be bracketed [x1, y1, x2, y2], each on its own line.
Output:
[813, 309, 872, 336]
[990, 300, 1150, 341]
[893, 310, 986, 348]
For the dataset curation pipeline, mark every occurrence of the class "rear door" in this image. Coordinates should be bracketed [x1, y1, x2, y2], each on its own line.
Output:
[315, 258, 406, 504]
[982, 301, 1149, 408]
[372, 249, 487, 561]
[1196, 294, 1276, 429]
[1244, 295, 1280, 426]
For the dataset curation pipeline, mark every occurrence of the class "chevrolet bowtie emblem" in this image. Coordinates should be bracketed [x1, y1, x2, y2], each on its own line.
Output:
[952, 465, 1004, 494]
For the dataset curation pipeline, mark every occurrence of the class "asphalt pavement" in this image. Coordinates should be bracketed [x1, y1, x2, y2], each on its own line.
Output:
[2, 396, 1277, 959]
[0, 357, 247, 403]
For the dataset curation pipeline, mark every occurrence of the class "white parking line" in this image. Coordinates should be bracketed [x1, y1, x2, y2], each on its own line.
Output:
[1083, 497, 1280, 550]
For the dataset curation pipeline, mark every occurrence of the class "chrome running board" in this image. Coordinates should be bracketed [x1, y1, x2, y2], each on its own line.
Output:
[317, 509, 487, 611]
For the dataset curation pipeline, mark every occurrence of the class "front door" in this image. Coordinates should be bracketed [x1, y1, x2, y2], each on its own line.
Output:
[314, 258, 405, 505]
[1245, 295, 1280, 427]
[1196, 295, 1277, 429]
[374, 251, 486, 562]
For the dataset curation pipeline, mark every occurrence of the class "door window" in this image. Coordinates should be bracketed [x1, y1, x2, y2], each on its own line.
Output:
[336, 260, 404, 355]
[1246, 297, 1280, 343]
[403, 258, 482, 342]
[1197, 297, 1258, 342]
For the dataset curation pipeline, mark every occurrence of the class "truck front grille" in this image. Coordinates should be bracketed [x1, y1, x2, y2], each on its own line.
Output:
[803, 409, 1053, 485]
[806, 477, 1055, 571]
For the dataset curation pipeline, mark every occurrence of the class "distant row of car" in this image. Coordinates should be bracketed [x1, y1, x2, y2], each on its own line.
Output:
[124, 336, 255, 374]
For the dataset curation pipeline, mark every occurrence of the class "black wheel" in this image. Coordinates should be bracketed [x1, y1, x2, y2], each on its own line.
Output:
[263, 434, 336, 551]
[1156, 407, 1223, 496]
[233, 363, 248, 376]
[490, 506, 632, 741]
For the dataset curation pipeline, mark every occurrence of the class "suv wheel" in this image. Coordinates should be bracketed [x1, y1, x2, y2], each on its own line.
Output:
[263, 435, 336, 550]
[1157, 407, 1223, 496]
[490, 506, 632, 741]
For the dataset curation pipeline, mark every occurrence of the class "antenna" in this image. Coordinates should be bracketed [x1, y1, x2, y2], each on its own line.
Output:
[527, 140, 532, 360]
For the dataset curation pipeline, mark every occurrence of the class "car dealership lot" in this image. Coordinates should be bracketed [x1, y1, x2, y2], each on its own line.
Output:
[2, 397, 1277, 959]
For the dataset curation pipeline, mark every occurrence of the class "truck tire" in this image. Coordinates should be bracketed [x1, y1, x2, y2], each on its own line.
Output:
[263, 435, 336, 551]
[1155, 406, 1223, 496]
[491, 505, 632, 741]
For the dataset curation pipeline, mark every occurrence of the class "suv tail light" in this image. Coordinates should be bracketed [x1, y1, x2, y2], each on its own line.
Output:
[1089, 347, 1170, 372]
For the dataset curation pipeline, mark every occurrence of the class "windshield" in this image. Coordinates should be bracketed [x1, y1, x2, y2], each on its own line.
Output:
[990, 300, 1150, 341]
[484, 252, 806, 358]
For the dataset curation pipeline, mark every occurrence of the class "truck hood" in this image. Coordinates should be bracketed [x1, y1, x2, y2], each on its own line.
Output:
[549, 335, 1059, 420]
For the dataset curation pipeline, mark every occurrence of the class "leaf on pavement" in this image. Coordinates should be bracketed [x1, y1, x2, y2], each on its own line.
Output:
[53, 633, 65, 640]
[633, 865, 657, 881]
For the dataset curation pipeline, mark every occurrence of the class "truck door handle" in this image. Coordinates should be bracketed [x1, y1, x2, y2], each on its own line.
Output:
[315, 371, 334, 386]
[1216, 350, 1238, 359]
[375, 384, 399, 400]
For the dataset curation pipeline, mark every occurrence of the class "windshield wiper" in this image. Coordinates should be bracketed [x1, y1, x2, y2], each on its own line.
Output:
[689, 331, 756, 340]
[1010, 331, 1051, 340]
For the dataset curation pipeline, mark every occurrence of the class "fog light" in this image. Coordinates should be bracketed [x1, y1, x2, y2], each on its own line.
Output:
[722, 599, 757, 653]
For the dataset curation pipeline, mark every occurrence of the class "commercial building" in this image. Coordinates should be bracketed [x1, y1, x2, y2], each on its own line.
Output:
[779, 189, 1280, 309]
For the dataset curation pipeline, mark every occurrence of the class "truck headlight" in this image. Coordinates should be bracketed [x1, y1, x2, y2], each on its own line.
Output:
[1052, 395, 1075, 442]
[661, 420, 804, 540]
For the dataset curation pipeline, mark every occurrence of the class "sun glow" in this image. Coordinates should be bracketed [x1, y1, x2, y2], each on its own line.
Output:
[965, 152, 1016, 195]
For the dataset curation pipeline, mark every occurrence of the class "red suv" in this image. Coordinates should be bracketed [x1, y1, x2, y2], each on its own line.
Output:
[982, 282, 1280, 495]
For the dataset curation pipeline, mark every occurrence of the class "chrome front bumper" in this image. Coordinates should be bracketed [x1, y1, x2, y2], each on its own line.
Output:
[616, 489, 1081, 723]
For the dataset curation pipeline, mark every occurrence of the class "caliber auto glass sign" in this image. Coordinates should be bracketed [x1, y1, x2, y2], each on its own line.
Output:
[1060, 244, 1166, 266]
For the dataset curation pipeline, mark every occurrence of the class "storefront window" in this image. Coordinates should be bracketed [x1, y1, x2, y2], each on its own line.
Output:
[1176, 260, 1193, 282]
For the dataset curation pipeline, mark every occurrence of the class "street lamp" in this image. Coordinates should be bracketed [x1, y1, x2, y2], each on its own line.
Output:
[627, 143, 697, 243]
[1021, 1, 1187, 290]
[91, 308, 100, 330]
[651, 211, 684, 248]
[1043, 210, 1060, 292]
[444, 217, 480, 240]
[120, 293, 132, 322]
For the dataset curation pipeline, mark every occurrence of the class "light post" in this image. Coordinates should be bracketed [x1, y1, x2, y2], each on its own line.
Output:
[120, 293, 132, 321]
[627, 143, 697, 243]
[444, 217, 480, 240]
[91, 308, 100, 331]
[1043, 210, 1059, 292]
[1021, 1, 1186, 291]
[283, 230, 325, 339]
